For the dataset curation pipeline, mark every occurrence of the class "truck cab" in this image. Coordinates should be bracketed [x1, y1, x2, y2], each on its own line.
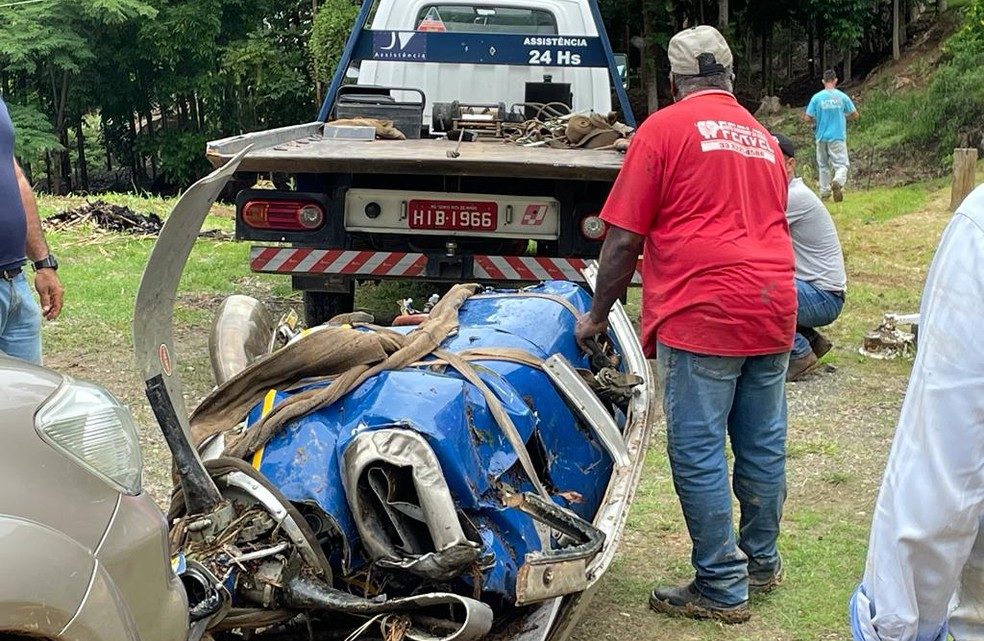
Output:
[359, 0, 613, 124]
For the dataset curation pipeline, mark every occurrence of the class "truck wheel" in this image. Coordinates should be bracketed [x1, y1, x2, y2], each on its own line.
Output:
[303, 288, 355, 327]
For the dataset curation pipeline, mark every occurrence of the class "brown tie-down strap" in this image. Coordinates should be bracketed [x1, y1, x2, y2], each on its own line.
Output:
[189, 283, 552, 500]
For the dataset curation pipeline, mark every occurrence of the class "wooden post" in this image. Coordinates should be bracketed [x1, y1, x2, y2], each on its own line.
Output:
[950, 148, 979, 211]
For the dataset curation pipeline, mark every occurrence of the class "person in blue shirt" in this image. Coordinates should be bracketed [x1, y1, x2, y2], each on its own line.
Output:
[805, 69, 859, 202]
[0, 95, 63, 364]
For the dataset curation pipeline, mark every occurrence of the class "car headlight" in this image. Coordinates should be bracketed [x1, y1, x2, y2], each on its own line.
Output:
[35, 379, 143, 495]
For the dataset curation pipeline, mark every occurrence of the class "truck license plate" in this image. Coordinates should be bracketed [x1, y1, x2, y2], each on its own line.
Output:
[408, 200, 497, 231]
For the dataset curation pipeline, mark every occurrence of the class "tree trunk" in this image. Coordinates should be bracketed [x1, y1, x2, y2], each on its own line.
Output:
[808, 20, 816, 79]
[129, 112, 144, 184]
[76, 118, 88, 192]
[766, 27, 773, 94]
[44, 152, 53, 193]
[313, 0, 322, 103]
[642, 2, 659, 113]
[190, 94, 201, 131]
[195, 93, 205, 130]
[718, 0, 728, 29]
[103, 121, 112, 172]
[58, 129, 72, 194]
[950, 148, 979, 211]
[893, 0, 902, 59]
[786, 29, 793, 80]
[143, 109, 157, 181]
[819, 35, 827, 72]
[843, 48, 853, 81]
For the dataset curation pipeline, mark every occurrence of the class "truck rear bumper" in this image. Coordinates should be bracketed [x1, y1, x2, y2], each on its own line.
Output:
[249, 246, 642, 284]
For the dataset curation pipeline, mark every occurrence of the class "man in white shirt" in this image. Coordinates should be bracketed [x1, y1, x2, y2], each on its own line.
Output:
[772, 133, 847, 381]
[850, 183, 984, 641]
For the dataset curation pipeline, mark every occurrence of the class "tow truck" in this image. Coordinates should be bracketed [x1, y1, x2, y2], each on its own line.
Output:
[206, 0, 639, 325]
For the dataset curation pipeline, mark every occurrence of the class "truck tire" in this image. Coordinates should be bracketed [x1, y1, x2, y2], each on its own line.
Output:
[303, 288, 355, 327]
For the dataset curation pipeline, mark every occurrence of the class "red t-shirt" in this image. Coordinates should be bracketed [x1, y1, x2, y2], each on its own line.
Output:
[600, 90, 796, 358]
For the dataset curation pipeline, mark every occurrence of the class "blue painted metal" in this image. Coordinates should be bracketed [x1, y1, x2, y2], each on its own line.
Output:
[317, 0, 636, 126]
[250, 281, 617, 607]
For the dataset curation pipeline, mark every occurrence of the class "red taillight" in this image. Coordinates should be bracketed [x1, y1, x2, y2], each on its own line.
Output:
[241, 200, 325, 231]
[579, 215, 607, 241]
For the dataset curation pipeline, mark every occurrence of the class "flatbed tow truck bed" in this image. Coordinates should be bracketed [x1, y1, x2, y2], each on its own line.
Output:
[206, 121, 625, 181]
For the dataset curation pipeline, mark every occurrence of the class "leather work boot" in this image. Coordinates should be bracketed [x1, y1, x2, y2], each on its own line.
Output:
[649, 582, 751, 624]
[749, 557, 785, 595]
[832, 180, 844, 202]
[786, 351, 819, 381]
[809, 332, 833, 359]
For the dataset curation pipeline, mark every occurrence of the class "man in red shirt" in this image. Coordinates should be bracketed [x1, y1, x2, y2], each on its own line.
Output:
[575, 25, 796, 622]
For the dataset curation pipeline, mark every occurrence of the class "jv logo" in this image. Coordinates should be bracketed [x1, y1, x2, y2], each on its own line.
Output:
[380, 32, 418, 51]
[372, 31, 427, 60]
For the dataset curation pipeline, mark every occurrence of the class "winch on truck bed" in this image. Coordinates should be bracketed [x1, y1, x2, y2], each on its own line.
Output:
[209, 0, 640, 328]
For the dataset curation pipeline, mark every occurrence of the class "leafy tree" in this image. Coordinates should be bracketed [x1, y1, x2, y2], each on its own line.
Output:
[310, 0, 360, 88]
[0, 0, 155, 192]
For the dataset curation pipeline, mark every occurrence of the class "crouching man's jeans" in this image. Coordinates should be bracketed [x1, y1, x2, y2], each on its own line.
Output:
[793, 278, 845, 360]
[0, 272, 42, 364]
[656, 342, 789, 606]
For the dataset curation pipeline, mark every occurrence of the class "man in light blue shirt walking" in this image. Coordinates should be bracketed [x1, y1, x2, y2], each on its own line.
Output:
[805, 69, 859, 202]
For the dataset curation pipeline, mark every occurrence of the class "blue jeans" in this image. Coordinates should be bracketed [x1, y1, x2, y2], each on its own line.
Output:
[656, 342, 789, 605]
[793, 279, 844, 359]
[0, 272, 42, 364]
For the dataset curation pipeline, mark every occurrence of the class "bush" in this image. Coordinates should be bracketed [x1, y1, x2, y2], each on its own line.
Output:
[309, 0, 360, 86]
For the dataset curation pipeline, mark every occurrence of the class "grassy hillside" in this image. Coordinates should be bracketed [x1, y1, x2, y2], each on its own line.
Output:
[760, 0, 983, 187]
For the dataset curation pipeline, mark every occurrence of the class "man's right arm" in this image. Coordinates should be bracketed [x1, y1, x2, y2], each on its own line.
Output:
[574, 130, 660, 350]
[576, 226, 644, 349]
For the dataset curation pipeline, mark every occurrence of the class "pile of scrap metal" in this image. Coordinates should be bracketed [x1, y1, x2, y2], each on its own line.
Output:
[430, 101, 633, 150]
[503, 109, 634, 150]
[134, 154, 654, 641]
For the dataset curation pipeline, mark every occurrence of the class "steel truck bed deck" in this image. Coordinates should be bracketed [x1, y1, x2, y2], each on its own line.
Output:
[206, 122, 625, 181]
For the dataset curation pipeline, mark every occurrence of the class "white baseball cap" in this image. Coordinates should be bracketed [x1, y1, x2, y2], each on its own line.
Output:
[668, 25, 734, 76]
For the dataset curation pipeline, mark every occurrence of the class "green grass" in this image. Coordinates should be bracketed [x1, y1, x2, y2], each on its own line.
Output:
[37, 194, 295, 355]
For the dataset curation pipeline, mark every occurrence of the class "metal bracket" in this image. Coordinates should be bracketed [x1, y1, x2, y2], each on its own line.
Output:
[541, 354, 630, 467]
[506, 492, 605, 605]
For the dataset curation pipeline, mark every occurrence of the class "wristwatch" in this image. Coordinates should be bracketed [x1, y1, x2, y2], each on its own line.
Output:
[32, 254, 58, 272]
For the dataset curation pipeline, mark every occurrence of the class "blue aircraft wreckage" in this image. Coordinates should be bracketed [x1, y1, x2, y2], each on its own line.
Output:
[134, 151, 654, 641]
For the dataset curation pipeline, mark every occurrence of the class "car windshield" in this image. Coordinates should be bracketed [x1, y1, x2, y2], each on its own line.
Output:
[415, 5, 558, 34]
